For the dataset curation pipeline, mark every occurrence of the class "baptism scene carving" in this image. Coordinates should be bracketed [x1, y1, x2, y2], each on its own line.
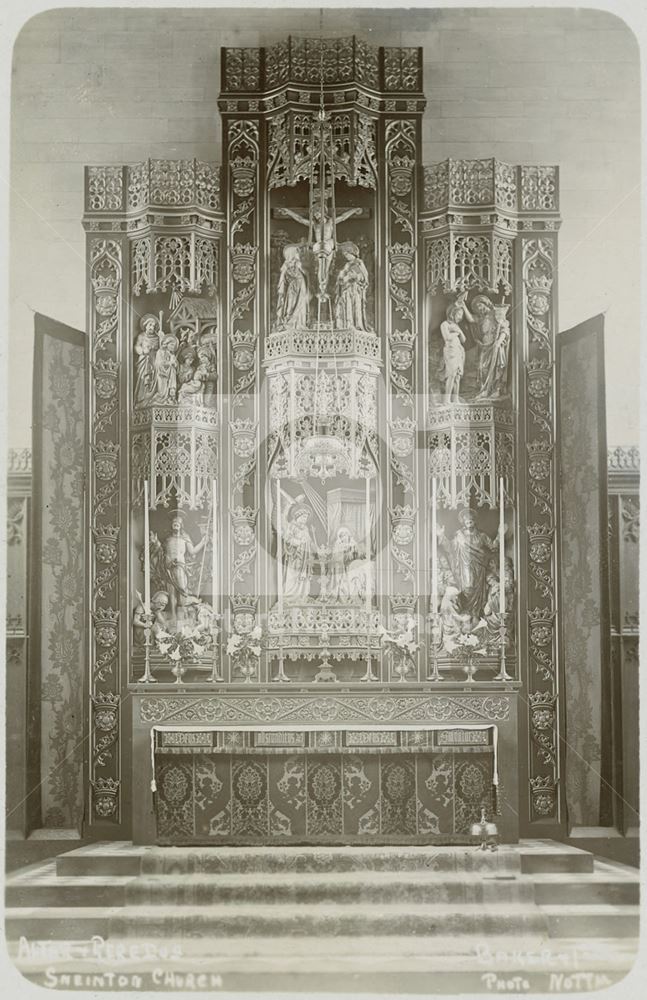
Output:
[430, 291, 512, 404]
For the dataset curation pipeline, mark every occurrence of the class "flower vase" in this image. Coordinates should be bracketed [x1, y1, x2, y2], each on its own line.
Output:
[464, 652, 476, 684]
[392, 655, 409, 683]
[242, 657, 257, 684]
[171, 658, 187, 685]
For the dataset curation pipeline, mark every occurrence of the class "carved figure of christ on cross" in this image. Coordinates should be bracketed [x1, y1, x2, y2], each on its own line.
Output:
[276, 200, 361, 302]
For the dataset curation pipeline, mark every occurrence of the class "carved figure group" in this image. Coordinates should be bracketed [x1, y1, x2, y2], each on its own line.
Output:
[435, 510, 513, 635]
[436, 293, 511, 402]
[133, 313, 217, 407]
[277, 490, 373, 605]
[275, 194, 368, 330]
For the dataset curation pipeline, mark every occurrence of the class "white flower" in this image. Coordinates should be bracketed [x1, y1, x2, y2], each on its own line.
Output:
[250, 625, 263, 641]
[464, 634, 479, 648]
[250, 645, 261, 657]
[168, 648, 181, 661]
[226, 636, 242, 655]
[157, 629, 173, 642]
[157, 641, 171, 655]
[191, 640, 204, 656]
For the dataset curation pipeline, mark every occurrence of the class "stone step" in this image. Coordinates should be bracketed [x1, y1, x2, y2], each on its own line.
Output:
[541, 904, 640, 938]
[5, 901, 549, 941]
[519, 841, 594, 874]
[56, 840, 598, 877]
[533, 876, 639, 906]
[7, 869, 533, 908]
[56, 845, 143, 878]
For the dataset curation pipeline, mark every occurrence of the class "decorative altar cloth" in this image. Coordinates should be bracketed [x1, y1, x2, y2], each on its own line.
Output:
[151, 725, 498, 845]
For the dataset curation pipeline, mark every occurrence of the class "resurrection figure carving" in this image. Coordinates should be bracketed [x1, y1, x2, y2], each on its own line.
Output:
[134, 314, 160, 406]
[276, 197, 361, 300]
[276, 245, 309, 329]
[280, 491, 318, 603]
[150, 511, 206, 623]
[439, 295, 467, 401]
[437, 509, 500, 622]
[334, 241, 370, 331]
[462, 294, 511, 399]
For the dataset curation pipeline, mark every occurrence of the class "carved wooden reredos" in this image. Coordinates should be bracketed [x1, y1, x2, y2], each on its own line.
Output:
[83, 36, 561, 832]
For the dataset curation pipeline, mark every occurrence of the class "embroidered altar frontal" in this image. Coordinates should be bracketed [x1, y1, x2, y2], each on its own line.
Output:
[153, 728, 496, 845]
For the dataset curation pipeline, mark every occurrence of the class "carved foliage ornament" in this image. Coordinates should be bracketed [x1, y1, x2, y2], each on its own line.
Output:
[521, 235, 558, 820]
[228, 120, 260, 605]
[139, 694, 511, 725]
[89, 238, 123, 823]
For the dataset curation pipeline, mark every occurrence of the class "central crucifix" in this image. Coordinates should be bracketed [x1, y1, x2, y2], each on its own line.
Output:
[276, 107, 361, 323]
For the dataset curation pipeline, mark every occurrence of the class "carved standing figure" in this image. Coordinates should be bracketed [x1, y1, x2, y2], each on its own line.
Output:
[438, 509, 499, 621]
[134, 314, 160, 406]
[277, 198, 361, 300]
[461, 295, 510, 399]
[334, 242, 370, 331]
[150, 511, 206, 623]
[154, 333, 179, 403]
[440, 296, 467, 401]
[276, 245, 309, 329]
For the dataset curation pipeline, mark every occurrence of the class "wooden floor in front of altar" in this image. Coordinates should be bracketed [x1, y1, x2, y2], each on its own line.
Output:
[5, 841, 639, 993]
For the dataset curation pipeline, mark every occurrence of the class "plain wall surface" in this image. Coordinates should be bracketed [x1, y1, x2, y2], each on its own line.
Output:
[8, 5, 641, 448]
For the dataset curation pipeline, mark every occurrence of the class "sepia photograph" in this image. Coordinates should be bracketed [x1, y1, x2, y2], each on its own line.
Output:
[2, 0, 643, 994]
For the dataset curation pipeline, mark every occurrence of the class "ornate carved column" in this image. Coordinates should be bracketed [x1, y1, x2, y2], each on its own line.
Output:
[222, 118, 262, 680]
[515, 170, 563, 828]
[6, 449, 32, 835]
[85, 213, 128, 829]
[384, 116, 421, 620]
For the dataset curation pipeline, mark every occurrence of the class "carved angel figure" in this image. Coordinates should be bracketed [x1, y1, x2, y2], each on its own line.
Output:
[279, 490, 318, 603]
[334, 242, 370, 331]
[276, 245, 309, 329]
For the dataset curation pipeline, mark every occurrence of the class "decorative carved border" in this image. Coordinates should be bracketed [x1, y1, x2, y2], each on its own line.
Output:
[226, 119, 261, 674]
[385, 119, 419, 614]
[521, 236, 559, 820]
[139, 693, 511, 725]
[88, 238, 124, 824]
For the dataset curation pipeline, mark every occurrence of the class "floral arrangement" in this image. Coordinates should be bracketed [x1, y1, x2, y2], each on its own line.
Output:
[378, 617, 419, 682]
[227, 625, 263, 682]
[155, 623, 213, 682]
[442, 621, 489, 658]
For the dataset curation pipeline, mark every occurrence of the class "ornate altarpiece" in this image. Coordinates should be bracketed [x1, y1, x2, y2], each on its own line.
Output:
[82, 36, 563, 843]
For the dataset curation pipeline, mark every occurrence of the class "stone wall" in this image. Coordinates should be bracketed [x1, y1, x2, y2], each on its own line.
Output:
[9, 6, 640, 447]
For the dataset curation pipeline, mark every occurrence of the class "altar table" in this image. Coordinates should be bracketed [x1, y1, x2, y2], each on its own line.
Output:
[151, 725, 497, 845]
